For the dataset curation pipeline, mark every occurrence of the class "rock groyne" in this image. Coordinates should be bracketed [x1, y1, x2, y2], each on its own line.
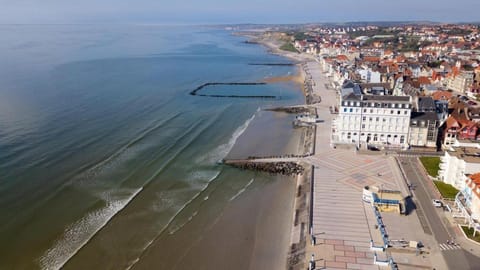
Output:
[223, 161, 304, 176]
[264, 106, 311, 114]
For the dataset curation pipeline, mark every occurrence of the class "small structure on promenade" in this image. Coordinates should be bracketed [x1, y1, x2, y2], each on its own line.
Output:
[363, 186, 405, 214]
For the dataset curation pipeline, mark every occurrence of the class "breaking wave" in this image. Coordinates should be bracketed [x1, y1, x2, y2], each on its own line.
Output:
[229, 178, 255, 201]
[200, 109, 258, 164]
[39, 188, 143, 270]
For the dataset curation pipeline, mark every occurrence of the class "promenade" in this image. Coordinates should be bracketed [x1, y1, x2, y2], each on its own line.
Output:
[303, 61, 439, 270]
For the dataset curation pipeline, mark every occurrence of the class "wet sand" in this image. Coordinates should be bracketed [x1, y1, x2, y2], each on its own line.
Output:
[131, 174, 296, 270]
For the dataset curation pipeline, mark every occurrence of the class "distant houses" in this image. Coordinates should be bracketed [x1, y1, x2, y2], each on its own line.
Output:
[279, 24, 480, 225]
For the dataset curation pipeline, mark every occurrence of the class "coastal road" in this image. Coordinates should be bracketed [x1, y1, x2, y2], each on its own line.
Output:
[398, 156, 480, 270]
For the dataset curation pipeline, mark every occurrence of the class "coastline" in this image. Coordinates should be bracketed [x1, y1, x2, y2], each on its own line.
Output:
[238, 31, 319, 270]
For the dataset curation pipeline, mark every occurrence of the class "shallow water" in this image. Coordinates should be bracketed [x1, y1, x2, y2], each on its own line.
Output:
[0, 25, 303, 269]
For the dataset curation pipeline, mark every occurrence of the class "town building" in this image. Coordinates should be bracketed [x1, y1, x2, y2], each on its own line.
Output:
[443, 104, 479, 147]
[455, 173, 480, 235]
[331, 94, 412, 149]
[438, 146, 480, 190]
[447, 71, 474, 93]
[408, 97, 440, 148]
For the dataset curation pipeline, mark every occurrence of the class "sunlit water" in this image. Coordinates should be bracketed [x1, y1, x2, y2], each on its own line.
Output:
[0, 25, 304, 269]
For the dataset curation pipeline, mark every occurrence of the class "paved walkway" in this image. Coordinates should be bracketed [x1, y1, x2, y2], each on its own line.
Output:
[303, 61, 436, 269]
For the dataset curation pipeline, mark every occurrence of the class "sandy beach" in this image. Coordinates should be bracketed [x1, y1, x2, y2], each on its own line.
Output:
[243, 32, 320, 270]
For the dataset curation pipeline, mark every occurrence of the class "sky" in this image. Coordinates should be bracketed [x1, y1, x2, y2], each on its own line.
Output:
[0, 0, 479, 24]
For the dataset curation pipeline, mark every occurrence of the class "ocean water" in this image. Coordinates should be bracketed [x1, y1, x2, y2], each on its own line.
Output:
[0, 25, 304, 269]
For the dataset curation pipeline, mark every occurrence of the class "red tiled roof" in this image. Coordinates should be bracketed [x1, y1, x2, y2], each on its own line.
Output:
[417, 76, 431, 85]
[432, 90, 452, 101]
[445, 116, 460, 129]
[470, 173, 480, 186]
[363, 56, 380, 62]
[336, 55, 348, 61]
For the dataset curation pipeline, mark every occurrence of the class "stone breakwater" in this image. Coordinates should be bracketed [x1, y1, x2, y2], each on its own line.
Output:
[246, 153, 312, 160]
[264, 106, 311, 114]
[223, 161, 304, 176]
[189, 82, 277, 98]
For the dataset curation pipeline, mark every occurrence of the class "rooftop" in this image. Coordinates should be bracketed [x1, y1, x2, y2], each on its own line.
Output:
[361, 95, 410, 102]
[447, 146, 480, 163]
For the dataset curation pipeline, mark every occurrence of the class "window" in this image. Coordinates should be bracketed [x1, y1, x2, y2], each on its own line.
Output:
[397, 110, 401, 115]
[350, 108, 353, 112]
[370, 109, 373, 113]
[362, 116, 366, 121]
[363, 109, 367, 113]
[404, 111, 408, 115]
[376, 117, 379, 122]
[362, 124, 365, 128]
[390, 110, 394, 114]
[369, 117, 372, 121]
[400, 135, 405, 144]
[344, 108, 347, 112]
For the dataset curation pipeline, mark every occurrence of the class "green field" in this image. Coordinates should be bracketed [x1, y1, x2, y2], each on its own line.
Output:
[419, 156, 441, 177]
[433, 181, 459, 199]
[279, 42, 299, 53]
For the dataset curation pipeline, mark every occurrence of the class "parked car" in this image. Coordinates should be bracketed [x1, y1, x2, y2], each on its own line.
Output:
[432, 199, 443, 208]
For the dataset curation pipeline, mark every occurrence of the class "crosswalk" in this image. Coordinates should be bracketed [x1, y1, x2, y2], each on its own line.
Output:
[439, 243, 461, 251]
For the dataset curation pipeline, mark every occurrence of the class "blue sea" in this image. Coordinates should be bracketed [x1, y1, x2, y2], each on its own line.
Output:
[0, 25, 304, 269]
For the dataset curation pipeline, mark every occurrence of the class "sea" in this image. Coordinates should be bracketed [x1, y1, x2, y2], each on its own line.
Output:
[0, 24, 305, 269]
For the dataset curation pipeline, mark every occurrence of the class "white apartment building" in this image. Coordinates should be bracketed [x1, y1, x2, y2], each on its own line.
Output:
[447, 72, 474, 93]
[331, 94, 412, 148]
[438, 147, 480, 190]
[358, 67, 381, 83]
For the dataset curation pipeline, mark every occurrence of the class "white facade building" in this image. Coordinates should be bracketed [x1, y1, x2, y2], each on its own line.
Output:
[332, 94, 412, 148]
[438, 147, 480, 190]
[447, 72, 474, 93]
[358, 68, 381, 83]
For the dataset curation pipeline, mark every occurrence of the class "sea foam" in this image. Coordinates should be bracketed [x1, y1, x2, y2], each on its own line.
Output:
[200, 109, 258, 164]
[39, 188, 143, 270]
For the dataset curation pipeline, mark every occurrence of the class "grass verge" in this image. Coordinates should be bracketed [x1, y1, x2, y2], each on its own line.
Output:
[419, 156, 440, 177]
[433, 181, 459, 199]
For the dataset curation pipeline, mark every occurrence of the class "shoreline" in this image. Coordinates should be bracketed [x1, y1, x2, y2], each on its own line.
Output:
[238, 31, 318, 270]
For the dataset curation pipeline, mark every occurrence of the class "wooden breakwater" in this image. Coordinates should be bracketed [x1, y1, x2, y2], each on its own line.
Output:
[189, 82, 277, 99]
[223, 160, 304, 176]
